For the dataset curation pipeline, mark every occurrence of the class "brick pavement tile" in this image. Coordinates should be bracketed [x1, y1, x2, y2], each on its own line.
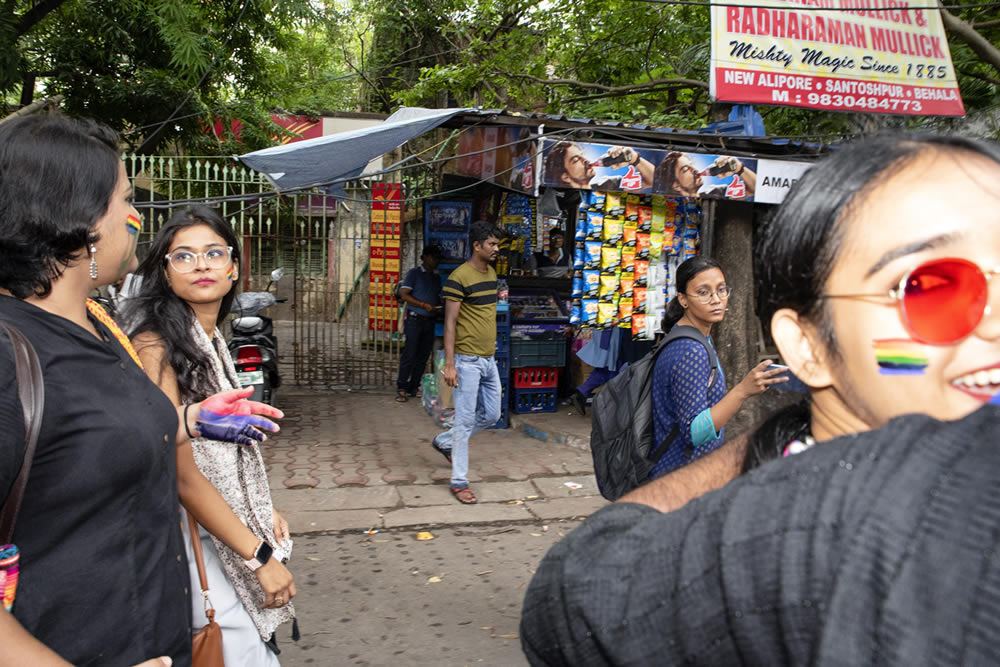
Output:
[283, 474, 318, 489]
[382, 473, 417, 484]
[532, 476, 600, 498]
[382, 503, 533, 528]
[472, 481, 539, 504]
[526, 496, 607, 521]
[272, 486, 400, 512]
[285, 509, 383, 534]
[332, 473, 368, 486]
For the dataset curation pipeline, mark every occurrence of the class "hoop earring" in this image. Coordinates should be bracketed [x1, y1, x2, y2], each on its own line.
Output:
[89, 244, 98, 280]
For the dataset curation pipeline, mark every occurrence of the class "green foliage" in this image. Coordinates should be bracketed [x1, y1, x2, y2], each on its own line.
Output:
[355, 0, 999, 140]
[1, 0, 356, 153]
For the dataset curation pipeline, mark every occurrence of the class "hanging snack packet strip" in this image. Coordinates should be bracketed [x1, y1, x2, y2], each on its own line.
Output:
[599, 273, 620, 302]
[597, 300, 618, 329]
[582, 299, 599, 326]
[603, 216, 624, 245]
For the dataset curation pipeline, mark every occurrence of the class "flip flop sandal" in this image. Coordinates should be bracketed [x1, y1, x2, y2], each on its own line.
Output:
[395, 391, 408, 403]
[431, 439, 452, 463]
[451, 486, 477, 504]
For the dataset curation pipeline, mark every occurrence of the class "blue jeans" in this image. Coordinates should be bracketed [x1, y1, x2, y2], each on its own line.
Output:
[434, 354, 502, 487]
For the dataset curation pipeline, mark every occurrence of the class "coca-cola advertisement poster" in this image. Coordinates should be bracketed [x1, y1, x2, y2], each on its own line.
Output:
[538, 138, 760, 201]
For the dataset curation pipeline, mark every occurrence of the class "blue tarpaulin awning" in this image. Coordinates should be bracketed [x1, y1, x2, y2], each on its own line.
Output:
[237, 107, 474, 197]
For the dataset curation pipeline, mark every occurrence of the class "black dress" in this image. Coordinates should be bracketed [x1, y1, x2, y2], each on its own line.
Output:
[0, 295, 192, 666]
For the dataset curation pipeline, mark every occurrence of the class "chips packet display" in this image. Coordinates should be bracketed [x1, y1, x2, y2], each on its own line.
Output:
[597, 300, 618, 328]
[572, 273, 583, 298]
[603, 217, 624, 244]
[635, 260, 650, 287]
[625, 195, 640, 222]
[637, 206, 652, 233]
[619, 273, 634, 299]
[575, 214, 588, 240]
[570, 301, 582, 325]
[623, 219, 637, 246]
[631, 312, 647, 339]
[582, 299, 599, 326]
[621, 246, 636, 273]
[599, 272, 621, 301]
[633, 286, 647, 313]
[618, 297, 633, 327]
[649, 231, 664, 258]
[583, 270, 601, 298]
[601, 244, 621, 272]
[635, 232, 651, 260]
[585, 241, 603, 268]
[605, 192, 624, 217]
[574, 242, 585, 269]
[588, 191, 607, 209]
[586, 212, 604, 240]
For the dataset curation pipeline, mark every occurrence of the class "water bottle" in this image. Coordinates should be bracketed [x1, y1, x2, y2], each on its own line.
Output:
[498, 279, 509, 305]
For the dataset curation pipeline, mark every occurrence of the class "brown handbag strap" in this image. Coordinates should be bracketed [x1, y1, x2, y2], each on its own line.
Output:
[186, 510, 216, 618]
[0, 321, 45, 544]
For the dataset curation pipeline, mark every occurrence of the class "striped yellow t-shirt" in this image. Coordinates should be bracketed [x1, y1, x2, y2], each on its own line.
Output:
[442, 262, 497, 357]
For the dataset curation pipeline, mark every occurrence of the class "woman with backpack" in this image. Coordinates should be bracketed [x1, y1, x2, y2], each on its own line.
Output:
[649, 256, 786, 479]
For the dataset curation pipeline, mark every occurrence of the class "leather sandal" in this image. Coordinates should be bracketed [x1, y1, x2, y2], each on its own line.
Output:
[451, 486, 477, 504]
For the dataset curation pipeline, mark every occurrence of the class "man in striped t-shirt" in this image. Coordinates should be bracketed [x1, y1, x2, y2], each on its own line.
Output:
[431, 221, 504, 504]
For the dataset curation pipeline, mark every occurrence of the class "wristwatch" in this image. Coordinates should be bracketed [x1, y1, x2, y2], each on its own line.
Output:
[244, 540, 274, 571]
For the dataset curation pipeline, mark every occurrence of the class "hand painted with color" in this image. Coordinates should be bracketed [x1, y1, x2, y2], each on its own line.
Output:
[197, 387, 283, 445]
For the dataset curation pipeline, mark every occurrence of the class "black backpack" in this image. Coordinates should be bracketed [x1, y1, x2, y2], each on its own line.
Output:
[590, 325, 720, 501]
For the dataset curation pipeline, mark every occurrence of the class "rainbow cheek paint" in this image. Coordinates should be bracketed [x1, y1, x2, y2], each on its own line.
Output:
[873, 339, 929, 375]
[226, 266, 235, 281]
[125, 214, 142, 235]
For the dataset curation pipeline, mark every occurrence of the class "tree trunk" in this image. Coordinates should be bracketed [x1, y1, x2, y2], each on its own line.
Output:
[939, 3, 1000, 78]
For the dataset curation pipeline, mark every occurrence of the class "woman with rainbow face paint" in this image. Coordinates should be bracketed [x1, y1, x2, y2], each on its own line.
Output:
[741, 134, 1000, 470]
[124, 206, 296, 666]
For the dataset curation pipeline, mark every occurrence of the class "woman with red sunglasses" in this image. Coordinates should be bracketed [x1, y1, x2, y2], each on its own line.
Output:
[741, 133, 1000, 468]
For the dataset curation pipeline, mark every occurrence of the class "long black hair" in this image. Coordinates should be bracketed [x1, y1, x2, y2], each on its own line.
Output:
[0, 114, 120, 298]
[662, 256, 723, 331]
[124, 205, 242, 401]
[746, 133, 1000, 470]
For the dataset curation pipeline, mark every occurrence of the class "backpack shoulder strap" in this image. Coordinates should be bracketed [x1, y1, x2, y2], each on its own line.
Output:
[662, 325, 720, 391]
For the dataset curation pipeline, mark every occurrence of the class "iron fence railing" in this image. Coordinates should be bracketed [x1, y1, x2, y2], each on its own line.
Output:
[124, 153, 436, 391]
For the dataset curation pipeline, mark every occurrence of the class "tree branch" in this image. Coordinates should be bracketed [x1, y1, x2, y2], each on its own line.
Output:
[939, 1, 1000, 78]
[16, 0, 69, 36]
[509, 72, 709, 93]
[959, 68, 1000, 86]
[970, 18, 1000, 29]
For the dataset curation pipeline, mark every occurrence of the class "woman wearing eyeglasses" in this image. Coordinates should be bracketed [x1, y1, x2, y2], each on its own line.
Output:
[649, 256, 786, 480]
[124, 206, 295, 666]
[740, 134, 1000, 470]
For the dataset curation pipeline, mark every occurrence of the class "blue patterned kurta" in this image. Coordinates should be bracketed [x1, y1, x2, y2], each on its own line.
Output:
[649, 336, 726, 479]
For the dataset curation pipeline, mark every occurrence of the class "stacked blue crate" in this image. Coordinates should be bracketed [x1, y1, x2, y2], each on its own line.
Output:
[489, 304, 511, 429]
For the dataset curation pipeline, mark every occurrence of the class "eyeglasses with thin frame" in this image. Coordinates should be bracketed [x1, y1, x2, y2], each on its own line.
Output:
[165, 246, 233, 273]
[686, 286, 732, 304]
[819, 257, 998, 344]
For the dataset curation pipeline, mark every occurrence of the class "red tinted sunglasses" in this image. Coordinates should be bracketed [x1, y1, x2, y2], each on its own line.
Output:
[822, 258, 998, 344]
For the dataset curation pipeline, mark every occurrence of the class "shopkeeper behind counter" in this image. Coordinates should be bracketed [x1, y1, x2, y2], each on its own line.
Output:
[528, 229, 572, 279]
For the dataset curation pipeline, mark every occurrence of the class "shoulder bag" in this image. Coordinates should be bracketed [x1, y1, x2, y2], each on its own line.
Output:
[187, 510, 226, 666]
[0, 321, 44, 543]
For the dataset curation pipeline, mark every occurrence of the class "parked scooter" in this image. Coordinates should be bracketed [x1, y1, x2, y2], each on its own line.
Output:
[230, 268, 286, 405]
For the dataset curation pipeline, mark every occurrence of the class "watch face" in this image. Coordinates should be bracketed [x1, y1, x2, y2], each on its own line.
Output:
[256, 542, 273, 564]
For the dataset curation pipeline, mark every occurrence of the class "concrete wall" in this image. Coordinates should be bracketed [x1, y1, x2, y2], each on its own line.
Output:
[710, 200, 801, 441]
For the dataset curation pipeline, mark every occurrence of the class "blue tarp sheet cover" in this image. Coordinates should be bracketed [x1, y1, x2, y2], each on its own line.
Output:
[237, 107, 474, 197]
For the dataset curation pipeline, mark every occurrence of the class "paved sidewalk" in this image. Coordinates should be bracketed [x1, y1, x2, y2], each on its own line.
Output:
[263, 389, 605, 535]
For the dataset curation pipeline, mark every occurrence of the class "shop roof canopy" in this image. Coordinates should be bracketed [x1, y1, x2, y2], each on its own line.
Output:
[237, 107, 474, 196]
[237, 106, 831, 197]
